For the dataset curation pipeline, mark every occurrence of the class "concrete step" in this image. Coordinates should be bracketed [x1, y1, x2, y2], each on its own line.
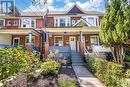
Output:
[72, 60, 84, 63]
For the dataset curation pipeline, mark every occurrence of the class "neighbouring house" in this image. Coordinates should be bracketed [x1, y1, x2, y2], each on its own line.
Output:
[0, 1, 105, 58]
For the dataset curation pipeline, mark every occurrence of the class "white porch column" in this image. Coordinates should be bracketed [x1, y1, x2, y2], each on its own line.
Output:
[80, 31, 83, 43]
[46, 32, 49, 42]
[28, 32, 32, 43]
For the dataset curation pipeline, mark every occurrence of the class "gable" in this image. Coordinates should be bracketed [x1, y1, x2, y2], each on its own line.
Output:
[67, 5, 85, 15]
[73, 18, 91, 27]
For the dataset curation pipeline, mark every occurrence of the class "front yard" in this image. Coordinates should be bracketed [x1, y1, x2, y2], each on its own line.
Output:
[0, 47, 78, 87]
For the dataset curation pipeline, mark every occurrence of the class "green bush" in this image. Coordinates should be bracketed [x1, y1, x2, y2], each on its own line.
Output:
[86, 57, 130, 87]
[41, 58, 59, 75]
[0, 47, 40, 82]
[58, 80, 76, 87]
[124, 55, 130, 62]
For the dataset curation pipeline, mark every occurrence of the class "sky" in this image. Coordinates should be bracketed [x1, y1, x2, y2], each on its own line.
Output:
[14, 0, 105, 12]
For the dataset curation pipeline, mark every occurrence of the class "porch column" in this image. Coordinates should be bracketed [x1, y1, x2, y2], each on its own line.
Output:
[79, 31, 84, 56]
[44, 32, 49, 58]
[27, 32, 33, 52]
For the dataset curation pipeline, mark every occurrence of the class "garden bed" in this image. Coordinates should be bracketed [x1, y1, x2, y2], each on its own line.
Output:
[27, 65, 79, 87]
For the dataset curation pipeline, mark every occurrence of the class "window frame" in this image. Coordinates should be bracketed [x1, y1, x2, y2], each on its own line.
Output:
[90, 35, 99, 46]
[54, 36, 63, 46]
[0, 19, 5, 27]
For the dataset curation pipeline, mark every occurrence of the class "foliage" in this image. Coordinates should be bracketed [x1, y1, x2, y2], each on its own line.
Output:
[100, 0, 130, 64]
[58, 80, 76, 87]
[41, 58, 59, 75]
[124, 55, 130, 62]
[86, 57, 130, 87]
[0, 47, 40, 82]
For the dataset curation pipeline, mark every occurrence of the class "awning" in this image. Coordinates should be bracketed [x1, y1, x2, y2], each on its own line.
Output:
[0, 28, 40, 36]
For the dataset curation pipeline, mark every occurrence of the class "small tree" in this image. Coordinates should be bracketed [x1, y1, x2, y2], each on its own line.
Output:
[100, 0, 130, 64]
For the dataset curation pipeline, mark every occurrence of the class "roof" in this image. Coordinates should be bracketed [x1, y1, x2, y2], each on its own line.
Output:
[20, 11, 46, 17]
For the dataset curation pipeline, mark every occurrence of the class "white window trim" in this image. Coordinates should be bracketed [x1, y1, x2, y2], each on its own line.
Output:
[13, 37, 20, 46]
[21, 18, 36, 28]
[0, 19, 5, 28]
[54, 36, 64, 46]
[82, 16, 99, 26]
[90, 35, 99, 45]
[54, 17, 71, 27]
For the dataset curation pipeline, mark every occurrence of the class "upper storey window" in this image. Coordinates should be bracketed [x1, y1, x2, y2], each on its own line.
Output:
[83, 16, 99, 26]
[54, 17, 71, 27]
[60, 18, 66, 27]
[0, 20, 4, 27]
[21, 18, 36, 28]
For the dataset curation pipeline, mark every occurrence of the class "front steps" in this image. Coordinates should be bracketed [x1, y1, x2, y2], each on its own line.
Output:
[71, 52, 85, 66]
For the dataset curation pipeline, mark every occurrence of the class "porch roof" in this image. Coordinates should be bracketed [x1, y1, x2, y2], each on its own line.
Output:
[42, 26, 99, 33]
[0, 28, 40, 36]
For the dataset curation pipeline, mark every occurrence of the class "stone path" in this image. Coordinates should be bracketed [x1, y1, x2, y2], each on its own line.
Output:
[71, 52, 105, 87]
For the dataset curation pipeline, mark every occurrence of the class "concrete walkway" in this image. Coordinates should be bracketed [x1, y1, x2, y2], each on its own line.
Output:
[71, 52, 104, 87]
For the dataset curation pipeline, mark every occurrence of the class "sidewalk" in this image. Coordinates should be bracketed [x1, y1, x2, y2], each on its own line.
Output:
[73, 66, 104, 87]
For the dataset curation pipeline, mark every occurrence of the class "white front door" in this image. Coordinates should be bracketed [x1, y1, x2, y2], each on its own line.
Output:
[69, 37, 76, 51]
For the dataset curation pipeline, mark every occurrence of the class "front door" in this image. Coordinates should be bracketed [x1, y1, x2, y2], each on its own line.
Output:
[69, 37, 76, 51]
[13, 38, 20, 46]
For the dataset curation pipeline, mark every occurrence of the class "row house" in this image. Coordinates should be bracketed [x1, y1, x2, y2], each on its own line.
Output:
[0, 3, 104, 56]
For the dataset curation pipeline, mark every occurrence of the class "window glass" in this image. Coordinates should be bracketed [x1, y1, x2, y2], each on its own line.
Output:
[90, 36, 99, 45]
[13, 20, 18, 26]
[31, 20, 35, 27]
[54, 37, 63, 46]
[88, 18, 95, 25]
[60, 18, 66, 27]
[22, 18, 30, 28]
[0, 20, 4, 27]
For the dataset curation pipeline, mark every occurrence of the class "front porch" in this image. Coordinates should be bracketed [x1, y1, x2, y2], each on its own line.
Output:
[0, 28, 42, 51]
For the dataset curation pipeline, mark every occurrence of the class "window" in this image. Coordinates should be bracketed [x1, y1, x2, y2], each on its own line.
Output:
[6, 20, 11, 26]
[87, 17, 99, 26]
[13, 38, 20, 46]
[54, 19, 58, 27]
[54, 36, 63, 46]
[22, 18, 35, 28]
[13, 20, 18, 26]
[0, 20, 4, 27]
[88, 18, 95, 25]
[90, 36, 99, 45]
[60, 18, 66, 27]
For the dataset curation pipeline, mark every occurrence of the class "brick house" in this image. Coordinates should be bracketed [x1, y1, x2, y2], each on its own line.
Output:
[0, 2, 104, 57]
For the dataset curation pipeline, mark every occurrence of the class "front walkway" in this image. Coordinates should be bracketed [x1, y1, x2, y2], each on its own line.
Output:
[71, 52, 104, 87]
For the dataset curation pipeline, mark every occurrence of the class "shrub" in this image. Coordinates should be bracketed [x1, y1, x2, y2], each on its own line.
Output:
[0, 47, 40, 82]
[86, 57, 130, 87]
[41, 58, 59, 75]
[58, 80, 76, 87]
[124, 55, 130, 62]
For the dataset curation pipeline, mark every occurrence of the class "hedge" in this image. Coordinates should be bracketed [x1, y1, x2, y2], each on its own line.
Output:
[86, 57, 130, 87]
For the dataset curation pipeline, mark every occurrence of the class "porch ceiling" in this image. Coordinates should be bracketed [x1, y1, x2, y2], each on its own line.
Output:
[42, 26, 99, 33]
[0, 28, 40, 36]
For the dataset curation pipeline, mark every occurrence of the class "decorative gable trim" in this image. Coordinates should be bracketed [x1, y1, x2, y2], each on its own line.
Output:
[73, 18, 91, 27]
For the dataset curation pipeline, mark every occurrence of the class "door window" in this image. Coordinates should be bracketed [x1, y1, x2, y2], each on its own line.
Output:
[13, 38, 19, 46]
